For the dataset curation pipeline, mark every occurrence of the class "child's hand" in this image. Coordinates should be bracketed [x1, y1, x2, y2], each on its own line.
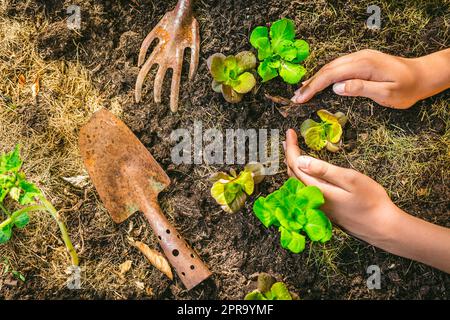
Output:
[284, 128, 450, 273]
[291, 49, 450, 109]
[283, 129, 399, 244]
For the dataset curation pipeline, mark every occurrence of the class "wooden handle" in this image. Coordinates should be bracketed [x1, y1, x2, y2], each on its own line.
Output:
[141, 199, 211, 290]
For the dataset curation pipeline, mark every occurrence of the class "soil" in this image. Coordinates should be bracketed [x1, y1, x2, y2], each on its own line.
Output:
[1, 0, 449, 299]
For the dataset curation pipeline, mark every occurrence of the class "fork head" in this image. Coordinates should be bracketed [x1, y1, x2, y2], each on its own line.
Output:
[135, 0, 200, 112]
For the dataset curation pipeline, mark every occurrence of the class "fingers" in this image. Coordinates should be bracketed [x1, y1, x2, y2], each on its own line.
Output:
[189, 19, 200, 80]
[332, 80, 397, 108]
[284, 129, 346, 198]
[292, 62, 374, 103]
[153, 65, 167, 103]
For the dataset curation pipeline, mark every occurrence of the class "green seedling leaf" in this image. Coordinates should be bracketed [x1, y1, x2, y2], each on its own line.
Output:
[250, 18, 309, 84]
[13, 212, 30, 229]
[236, 51, 257, 73]
[258, 59, 279, 82]
[252, 177, 332, 253]
[271, 282, 293, 300]
[300, 109, 346, 152]
[304, 209, 332, 243]
[279, 61, 306, 84]
[18, 179, 41, 205]
[270, 18, 295, 51]
[211, 164, 264, 213]
[0, 144, 22, 174]
[234, 72, 256, 94]
[0, 223, 13, 244]
[245, 290, 267, 300]
[207, 51, 257, 103]
[244, 274, 296, 300]
[293, 40, 309, 63]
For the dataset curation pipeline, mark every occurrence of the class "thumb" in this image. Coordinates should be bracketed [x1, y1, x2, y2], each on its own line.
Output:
[332, 80, 394, 106]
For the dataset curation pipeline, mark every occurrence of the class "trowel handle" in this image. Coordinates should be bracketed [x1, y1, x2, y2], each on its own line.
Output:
[141, 199, 212, 290]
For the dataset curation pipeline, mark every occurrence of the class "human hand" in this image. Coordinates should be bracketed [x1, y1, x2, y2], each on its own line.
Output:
[283, 128, 400, 245]
[291, 49, 450, 109]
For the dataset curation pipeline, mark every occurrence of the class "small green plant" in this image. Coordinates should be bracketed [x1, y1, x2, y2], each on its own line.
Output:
[210, 163, 264, 213]
[253, 177, 332, 253]
[0, 145, 78, 266]
[300, 109, 348, 152]
[250, 18, 309, 84]
[245, 273, 297, 300]
[207, 51, 257, 103]
[1, 257, 26, 282]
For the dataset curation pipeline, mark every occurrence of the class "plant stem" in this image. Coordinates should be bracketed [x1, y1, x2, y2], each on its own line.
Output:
[0, 205, 46, 229]
[37, 195, 79, 266]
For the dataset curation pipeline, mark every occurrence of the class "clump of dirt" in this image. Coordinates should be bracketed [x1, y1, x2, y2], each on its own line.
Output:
[0, 0, 449, 300]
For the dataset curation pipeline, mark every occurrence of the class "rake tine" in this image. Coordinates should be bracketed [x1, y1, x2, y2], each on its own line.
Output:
[135, 49, 159, 103]
[153, 65, 168, 103]
[138, 29, 158, 67]
[189, 19, 200, 80]
[170, 51, 184, 112]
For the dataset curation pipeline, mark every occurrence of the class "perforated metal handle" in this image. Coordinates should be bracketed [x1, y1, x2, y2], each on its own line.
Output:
[141, 200, 211, 290]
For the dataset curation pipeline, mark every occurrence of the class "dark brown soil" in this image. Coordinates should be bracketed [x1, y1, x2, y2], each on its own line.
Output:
[2, 0, 449, 299]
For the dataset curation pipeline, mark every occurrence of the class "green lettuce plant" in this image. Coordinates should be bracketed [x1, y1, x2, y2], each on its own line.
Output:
[245, 273, 296, 300]
[250, 18, 309, 84]
[207, 51, 257, 103]
[0, 145, 78, 266]
[300, 109, 348, 152]
[253, 177, 332, 253]
[210, 163, 264, 213]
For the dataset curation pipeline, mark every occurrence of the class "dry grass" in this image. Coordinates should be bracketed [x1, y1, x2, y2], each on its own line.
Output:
[0, 0, 448, 299]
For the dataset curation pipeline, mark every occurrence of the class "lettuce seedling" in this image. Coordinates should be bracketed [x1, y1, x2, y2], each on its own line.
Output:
[0, 145, 79, 266]
[207, 51, 257, 103]
[300, 109, 348, 152]
[250, 18, 309, 84]
[253, 177, 332, 253]
[245, 273, 296, 300]
[210, 163, 264, 213]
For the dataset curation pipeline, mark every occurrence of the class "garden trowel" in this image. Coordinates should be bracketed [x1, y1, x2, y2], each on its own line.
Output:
[79, 109, 211, 290]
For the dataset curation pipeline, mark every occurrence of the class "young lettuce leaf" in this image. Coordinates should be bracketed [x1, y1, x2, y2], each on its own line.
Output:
[244, 273, 296, 300]
[250, 18, 309, 84]
[210, 163, 264, 213]
[253, 177, 332, 253]
[207, 51, 257, 103]
[300, 109, 348, 152]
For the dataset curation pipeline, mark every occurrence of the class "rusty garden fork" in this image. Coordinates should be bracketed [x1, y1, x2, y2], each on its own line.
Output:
[135, 0, 200, 112]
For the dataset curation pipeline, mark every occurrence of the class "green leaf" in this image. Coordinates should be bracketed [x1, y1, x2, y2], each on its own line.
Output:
[221, 84, 243, 103]
[13, 212, 29, 229]
[233, 72, 256, 94]
[270, 18, 296, 51]
[18, 179, 41, 205]
[0, 223, 12, 244]
[250, 26, 272, 60]
[297, 186, 325, 208]
[271, 282, 292, 300]
[235, 51, 257, 73]
[326, 122, 343, 144]
[293, 39, 310, 63]
[245, 290, 267, 300]
[303, 126, 327, 151]
[280, 226, 305, 253]
[258, 60, 278, 83]
[253, 197, 277, 228]
[300, 119, 321, 137]
[279, 61, 306, 84]
[234, 170, 255, 195]
[209, 54, 227, 83]
[304, 209, 332, 242]
[277, 43, 297, 62]
[0, 144, 22, 174]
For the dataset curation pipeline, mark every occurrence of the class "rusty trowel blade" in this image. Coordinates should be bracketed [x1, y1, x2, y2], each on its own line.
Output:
[79, 109, 170, 223]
